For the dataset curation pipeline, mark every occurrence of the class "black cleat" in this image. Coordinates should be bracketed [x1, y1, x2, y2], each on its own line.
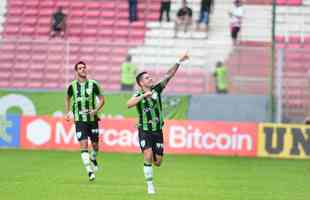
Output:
[88, 172, 95, 181]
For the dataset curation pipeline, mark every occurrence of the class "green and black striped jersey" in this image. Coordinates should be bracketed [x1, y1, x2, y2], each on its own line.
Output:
[67, 79, 103, 122]
[135, 81, 166, 132]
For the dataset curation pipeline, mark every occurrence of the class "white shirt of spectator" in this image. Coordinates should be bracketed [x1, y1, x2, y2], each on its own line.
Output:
[230, 6, 243, 27]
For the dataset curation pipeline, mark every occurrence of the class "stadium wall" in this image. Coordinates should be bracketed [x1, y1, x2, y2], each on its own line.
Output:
[1, 115, 310, 159]
[188, 95, 270, 122]
[0, 90, 189, 119]
[0, 90, 269, 122]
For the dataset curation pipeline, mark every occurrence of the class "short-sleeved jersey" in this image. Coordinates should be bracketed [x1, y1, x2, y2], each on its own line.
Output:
[135, 81, 166, 133]
[53, 11, 65, 25]
[214, 66, 228, 90]
[67, 79, 103, 122]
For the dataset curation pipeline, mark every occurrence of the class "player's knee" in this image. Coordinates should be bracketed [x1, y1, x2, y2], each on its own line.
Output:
[154, 159, 162, 167]
[92, 142, 99, 151]
[79, 140, 88, 149]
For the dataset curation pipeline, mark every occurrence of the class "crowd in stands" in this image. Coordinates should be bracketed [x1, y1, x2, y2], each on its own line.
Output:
[3, 0, 309, 122]
[47, 0, 243, 44]
[16, 0, 236, 94]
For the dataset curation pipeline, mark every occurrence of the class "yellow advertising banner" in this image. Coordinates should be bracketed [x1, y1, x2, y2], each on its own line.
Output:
[258, 123, 310, 159]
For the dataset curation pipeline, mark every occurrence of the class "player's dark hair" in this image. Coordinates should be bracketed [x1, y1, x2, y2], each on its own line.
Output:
[126, 54, 132, 62]
[136, 71, 147, 87]
[74, 61, 86, 71]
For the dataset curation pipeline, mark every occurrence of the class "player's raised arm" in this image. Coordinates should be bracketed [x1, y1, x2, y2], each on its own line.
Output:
[160, 52, 189, 87]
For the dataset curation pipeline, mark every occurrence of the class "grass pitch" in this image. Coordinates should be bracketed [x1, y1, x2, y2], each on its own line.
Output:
[0, 149, 309, 200]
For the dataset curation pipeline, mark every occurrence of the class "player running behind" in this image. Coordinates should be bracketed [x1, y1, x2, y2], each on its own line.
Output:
[65, 61, 105, 181]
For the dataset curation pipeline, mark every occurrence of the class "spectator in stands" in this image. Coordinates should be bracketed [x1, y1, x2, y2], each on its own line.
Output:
[196, 0, 214, 37]
[213, 61, 229, 94]
[174, 0, 193, 38]
[159, 0, 171, 22]
[50, 7, 66, 38]
[121, 54, 137, 91]
[128, 0, 138, 22]
[229, 0, 243, 46]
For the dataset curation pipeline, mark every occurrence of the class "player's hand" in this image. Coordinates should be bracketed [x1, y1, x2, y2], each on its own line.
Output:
[65, 112, 72, 121]
[143, 91, 153, 98]
[89, 109, 97, 117]
[179, 52, 189, 62]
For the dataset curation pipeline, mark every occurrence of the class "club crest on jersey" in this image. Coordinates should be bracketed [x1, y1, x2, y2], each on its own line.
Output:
[86, 88, 92, 95]
[76, 131, 82, 139]
[151, 91, 158, 100]
[140, 140, 146, 148]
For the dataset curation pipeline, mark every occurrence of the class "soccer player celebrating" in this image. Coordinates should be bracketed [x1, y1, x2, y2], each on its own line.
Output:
[65, 61, 105, 181]
[127, 53, 189, 194]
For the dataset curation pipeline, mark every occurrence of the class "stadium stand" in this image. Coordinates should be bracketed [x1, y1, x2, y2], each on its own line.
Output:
[231, 0, 310, 121]
[244, 0, 302, 5]
[0, 0, 159, 90]
[0, 0, 310, 121]
[0, 0, 209, 94]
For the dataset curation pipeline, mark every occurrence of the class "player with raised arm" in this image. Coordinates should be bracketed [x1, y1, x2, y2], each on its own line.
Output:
[65, 61, 105, 181]
[127, 53, 189, 194]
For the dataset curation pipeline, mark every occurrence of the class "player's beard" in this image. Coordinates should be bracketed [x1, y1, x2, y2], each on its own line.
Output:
[78, 72, 87, 79]
[145, 79, 153, 88]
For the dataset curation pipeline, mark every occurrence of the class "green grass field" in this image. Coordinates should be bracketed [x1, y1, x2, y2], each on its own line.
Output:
[0, 149, 309, 200]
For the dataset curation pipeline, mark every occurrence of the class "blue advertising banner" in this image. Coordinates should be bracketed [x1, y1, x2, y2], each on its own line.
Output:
[0, 115, 20, 148]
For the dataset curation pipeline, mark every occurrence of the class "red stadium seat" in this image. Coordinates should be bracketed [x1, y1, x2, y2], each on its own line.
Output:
[24, 9, 38, 17]
[6, 17, 22, 26]
[9, 0, 24, 7]
[70, 10, 84, 17]
[275, 35, 285, 43]
[83, 28, 97, 37]
[9, 8, 23, 16]
[1, 43, 16, 51]
[86, 2, 102, 10]
[102, 2, 116, 9]
[80, 46, 96, 54]
[56, 1, 69, 8]
[16, 44, 32, 52]
[23, 18, 37, 26]
[114, 29, 129, 38]
[71, 2, 86, 10]
[0, 0, 161, 90]
[38, 8, 54, 16]
[36, 26, 49, 36]
[100, 20, 114, 29]
[0, 81, 10, 88]
[39, 1, 55, 9]
[288, 35, 301, 44]
[85, 10, 101, 18]
[101, 11, 115, 18]
[20, 26, 35, 36]
[0, 52, 15, 61]
[11, 80, 27, 88]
